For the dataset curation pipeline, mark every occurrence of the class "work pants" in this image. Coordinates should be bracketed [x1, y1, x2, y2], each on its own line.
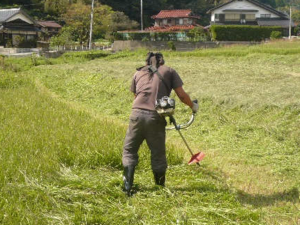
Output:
[122, 109, 167, 172]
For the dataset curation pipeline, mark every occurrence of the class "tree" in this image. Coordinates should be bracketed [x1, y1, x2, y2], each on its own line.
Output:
[292, 8, 300, 23]
[62, 2, 138, 44]
[50, 26, 75, 48]
[99, 0, 168, 27]
[275, 0, 285, 7]
[62, 2, 92, 44]
[109, 11, 139, 32]
[44, 0, 70, 16]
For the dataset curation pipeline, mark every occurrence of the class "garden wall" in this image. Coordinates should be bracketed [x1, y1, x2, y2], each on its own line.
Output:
[112, 41, 259, 52]
[0, 47, 40, 55]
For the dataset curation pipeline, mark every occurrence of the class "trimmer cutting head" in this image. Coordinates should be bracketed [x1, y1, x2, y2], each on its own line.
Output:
[188, 152, 205, 165]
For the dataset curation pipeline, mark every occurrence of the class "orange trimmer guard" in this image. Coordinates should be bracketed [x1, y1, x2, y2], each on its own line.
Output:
[188, 152, 205, 165]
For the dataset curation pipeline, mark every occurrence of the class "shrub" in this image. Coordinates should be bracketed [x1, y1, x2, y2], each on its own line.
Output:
[6, 40, 12, 48]
[156, 32, 178, 41]
[167, 41, 176, 51]
[15, 35, 25, 47]
[12, 35, 37, 48]
[113, 32, 125, 40]
[294, 26, 300, 36]
[211, 25, 283, 41]
[0, 37, 4, 46]
[128, 32, 151, 41]
[187, 27, 210, 41]
[142, 36, 150, 41]
[270, 31, 283, 40]
[114, 32, 182, 41]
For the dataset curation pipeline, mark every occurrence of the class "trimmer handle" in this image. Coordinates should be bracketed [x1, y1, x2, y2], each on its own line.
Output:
[166, 113, 195, 130]
[166, 99, 198, 130]
[192, 99, 198, 115]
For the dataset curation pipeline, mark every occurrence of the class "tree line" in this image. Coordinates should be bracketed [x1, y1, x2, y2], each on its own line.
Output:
[2, 0, 299, 26]
[1, 0, 299, 45]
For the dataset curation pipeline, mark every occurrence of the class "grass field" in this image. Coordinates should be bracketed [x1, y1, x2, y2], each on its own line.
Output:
[0, 40, 300, 224]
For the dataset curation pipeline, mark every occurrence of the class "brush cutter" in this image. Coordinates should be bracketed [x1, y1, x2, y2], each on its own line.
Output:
[167, 111, 205, 166]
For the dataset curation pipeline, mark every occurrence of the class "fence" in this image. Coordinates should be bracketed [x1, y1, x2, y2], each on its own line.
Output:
[0, 44, 112, 57]
[48, 45, 112, 51]
[112, 40, 260, 52]
[0, 47, 40, 55]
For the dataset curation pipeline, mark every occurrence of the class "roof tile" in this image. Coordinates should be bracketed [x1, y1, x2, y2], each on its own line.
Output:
[146, 25, 201, 32]
[0, 8, 20, 23]
[152, 9, 200, 19]
[37, 21, 62, 28]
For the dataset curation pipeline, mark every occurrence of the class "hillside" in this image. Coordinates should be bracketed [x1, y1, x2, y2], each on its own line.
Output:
[0, 41, 300, 224]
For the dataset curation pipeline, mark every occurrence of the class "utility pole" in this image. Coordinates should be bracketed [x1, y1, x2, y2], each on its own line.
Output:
[289, 6, 292, 39]
[140, 0, 143, 31]
[89, 0, 95, 50]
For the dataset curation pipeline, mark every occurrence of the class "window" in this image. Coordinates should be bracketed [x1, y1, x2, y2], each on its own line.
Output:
[176, 18, 184, 25]
[246, 14, 256, 20]
[225, 14, 240, 21]
[260, 14, 271, 18]
[163, 19, 167, 25]
[167, 19, 172, 24]
[215, 14, 225, 22]
[26, 35, 35, 40]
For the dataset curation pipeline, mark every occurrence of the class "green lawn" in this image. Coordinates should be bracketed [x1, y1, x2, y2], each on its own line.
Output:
[1, 40, 300, 224]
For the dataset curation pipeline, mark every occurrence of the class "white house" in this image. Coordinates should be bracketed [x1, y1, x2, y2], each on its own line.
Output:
[207, 0, 294, 34]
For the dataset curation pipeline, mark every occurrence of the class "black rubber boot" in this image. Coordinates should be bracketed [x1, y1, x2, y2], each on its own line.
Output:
[123, 166, 135, 196]
[153, 171, 166, 186]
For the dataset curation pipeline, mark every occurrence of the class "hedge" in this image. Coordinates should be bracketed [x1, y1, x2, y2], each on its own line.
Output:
[114, 32, 183, 41]
[211, 25, 283, 41]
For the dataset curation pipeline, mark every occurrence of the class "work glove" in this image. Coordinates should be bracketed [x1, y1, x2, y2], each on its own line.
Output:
[192, 100, 199, 114]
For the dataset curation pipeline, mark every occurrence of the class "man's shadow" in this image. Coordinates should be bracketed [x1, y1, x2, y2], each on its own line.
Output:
[132, 165, 300, 207]
[237, 187, 299, 207]
[194, 166, 299, 207]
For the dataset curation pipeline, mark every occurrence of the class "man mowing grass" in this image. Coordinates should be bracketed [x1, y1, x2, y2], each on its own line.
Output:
[122, 52, 198, 196]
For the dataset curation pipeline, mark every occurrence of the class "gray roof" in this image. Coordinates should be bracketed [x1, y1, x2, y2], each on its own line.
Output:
[207, 0, 288, 18]
[222, 9, 259, 12]
[257, 19, 295, 28]
[0, 8, 21, 23]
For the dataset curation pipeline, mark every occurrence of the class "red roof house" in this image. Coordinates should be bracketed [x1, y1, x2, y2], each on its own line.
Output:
[37, 21, 62, 41]
[147, 9, 201, 32]
[38, 21, 62, 29]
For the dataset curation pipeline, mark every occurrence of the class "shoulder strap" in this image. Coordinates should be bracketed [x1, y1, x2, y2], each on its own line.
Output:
[148, 65, 170, 93]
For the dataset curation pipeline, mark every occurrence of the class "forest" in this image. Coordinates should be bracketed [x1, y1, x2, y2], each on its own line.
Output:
[1, 0, 300, 28]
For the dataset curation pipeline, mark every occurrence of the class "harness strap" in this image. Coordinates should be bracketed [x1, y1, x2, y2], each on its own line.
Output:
[148, 65, 170, 93]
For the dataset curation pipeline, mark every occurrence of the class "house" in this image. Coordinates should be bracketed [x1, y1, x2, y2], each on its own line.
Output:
[37, 21, 62, 41]
[116, 9, 205, 42]
[147, 9, 201, 32]
[207, 0, 295, 35]
[0, 8, 40, 47]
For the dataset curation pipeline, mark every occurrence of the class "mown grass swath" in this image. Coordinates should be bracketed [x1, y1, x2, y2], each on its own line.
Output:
[0, 40, 300, 224]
